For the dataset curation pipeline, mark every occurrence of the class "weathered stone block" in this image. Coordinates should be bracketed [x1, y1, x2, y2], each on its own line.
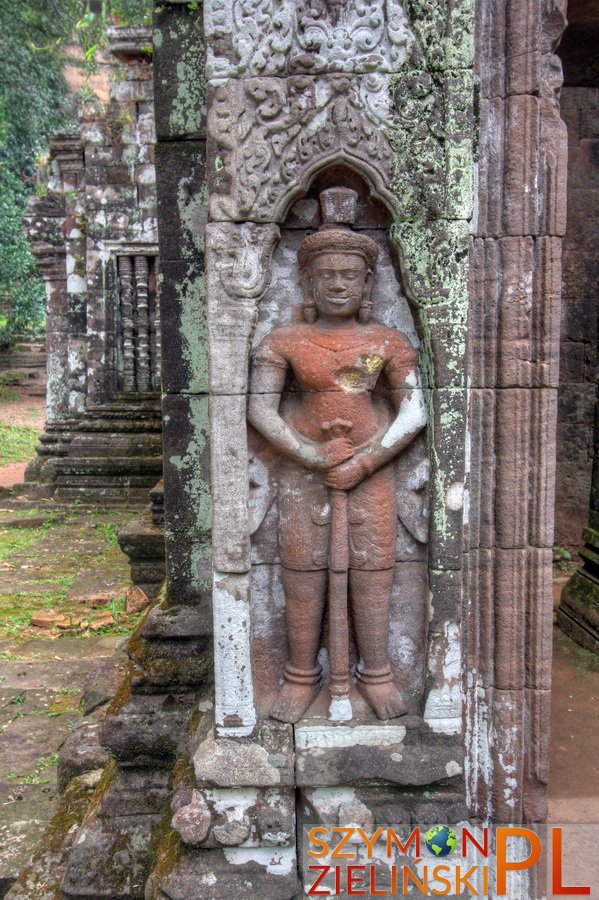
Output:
[193, 716, 294, 787]
[155, 141, 206, 262]
[153, 2, 205, 141]
[61, 817, 159, 898]
[160, 260, 208, 395]
[162, 393, 211, 538]
[101, 692, 194, 766]
[57, 710, 109, 793]
[295, 720, 464, 787]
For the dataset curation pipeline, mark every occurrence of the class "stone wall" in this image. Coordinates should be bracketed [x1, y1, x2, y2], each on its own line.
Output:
[554, 88, 599, 548]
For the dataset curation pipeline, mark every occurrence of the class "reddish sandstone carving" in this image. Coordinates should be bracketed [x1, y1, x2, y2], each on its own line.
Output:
[248, 187, 426, 723]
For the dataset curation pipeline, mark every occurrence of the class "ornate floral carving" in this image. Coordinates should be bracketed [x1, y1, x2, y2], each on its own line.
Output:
[207, 222, 280, 300]
[208, 75, 394, 222]
[205, 0, 417, 77]
[206, 222, 279, 396]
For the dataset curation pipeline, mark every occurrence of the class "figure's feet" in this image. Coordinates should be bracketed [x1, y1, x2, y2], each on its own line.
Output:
[357, 680, 408, 720]
[269, 680, 320, 724]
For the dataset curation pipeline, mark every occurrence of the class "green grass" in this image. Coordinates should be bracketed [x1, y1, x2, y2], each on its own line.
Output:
[0, 525, 48, 562]
[94, 521, 119, 546]
[6, 751, 59, 784]
[0, 385, 21, 403]
[0, 423, 40, 465]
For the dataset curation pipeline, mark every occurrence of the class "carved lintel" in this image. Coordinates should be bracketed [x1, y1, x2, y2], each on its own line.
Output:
[205, 0, 418, 78]
[207, 75, 394, 223]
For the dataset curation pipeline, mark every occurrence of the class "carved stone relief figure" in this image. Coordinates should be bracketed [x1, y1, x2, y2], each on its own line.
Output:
[248, 187, 426, 724]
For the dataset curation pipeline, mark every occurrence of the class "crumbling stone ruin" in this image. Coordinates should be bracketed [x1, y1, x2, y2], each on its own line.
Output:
[22, 27, 162, 509]
[9, 0, 598, 897]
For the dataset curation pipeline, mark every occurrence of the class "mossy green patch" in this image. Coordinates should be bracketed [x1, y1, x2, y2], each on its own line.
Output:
[0, 423, 40, 464]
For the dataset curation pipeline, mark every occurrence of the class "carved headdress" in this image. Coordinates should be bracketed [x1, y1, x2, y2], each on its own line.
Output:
[298, 188, 379, 271]
[299, 187, 378, 323]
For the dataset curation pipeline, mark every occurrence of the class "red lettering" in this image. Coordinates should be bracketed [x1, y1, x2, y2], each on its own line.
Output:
[308, 865, 331, 895]
[552, 828, 590, 895]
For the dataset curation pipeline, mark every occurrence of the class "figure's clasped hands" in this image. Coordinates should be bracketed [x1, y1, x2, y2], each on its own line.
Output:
[298, 437, 355, 471]
[325, 455, 368, 490]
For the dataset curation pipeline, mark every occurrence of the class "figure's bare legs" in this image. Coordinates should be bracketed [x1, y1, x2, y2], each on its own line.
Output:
[270, 569, 327, 724]
[350, 568, 408, 720]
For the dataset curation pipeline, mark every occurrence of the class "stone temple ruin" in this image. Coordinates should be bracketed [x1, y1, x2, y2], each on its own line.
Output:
[21, 26, 165, 596]
[22, 27, 162, 506]
[7, 0, 599, 897]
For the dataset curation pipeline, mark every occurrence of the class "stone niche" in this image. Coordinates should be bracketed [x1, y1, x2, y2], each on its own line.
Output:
[196, 0, 471, 891]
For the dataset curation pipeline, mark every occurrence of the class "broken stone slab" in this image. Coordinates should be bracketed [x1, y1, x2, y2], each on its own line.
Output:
[57, 709, 110, 793]
[294, 719, 464, 787]
[171, 786, 295, 850]
[126, 585, 151, 613]
[192, 714, 294, 788]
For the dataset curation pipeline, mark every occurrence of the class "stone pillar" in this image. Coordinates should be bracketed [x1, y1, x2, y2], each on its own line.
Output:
[468, 0, 567, 833]
[23, 135, 84, 491]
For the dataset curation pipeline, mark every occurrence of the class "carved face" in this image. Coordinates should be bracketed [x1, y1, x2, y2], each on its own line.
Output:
[308, 252, 370, 319]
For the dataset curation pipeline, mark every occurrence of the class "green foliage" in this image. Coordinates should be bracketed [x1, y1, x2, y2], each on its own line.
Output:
[553, 544, 574, 574]
[0, 0, 151, 340]
[0, 5, 72, 340]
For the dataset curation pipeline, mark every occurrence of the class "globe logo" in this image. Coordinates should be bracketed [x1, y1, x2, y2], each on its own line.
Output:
[425, 825, 458, 858]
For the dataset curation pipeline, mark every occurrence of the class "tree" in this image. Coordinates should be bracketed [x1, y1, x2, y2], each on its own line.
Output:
[0, 0, 151, 341]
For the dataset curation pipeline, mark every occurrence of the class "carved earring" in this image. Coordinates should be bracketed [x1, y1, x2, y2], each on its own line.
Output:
[358, 274, 373, 323]
[301, 273, 317, 323]
[304, 302, 317, 323]
[358, 300, 372, 324]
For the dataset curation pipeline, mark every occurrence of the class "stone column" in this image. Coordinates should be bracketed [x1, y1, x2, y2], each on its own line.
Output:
[468, 0, 568, 832]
